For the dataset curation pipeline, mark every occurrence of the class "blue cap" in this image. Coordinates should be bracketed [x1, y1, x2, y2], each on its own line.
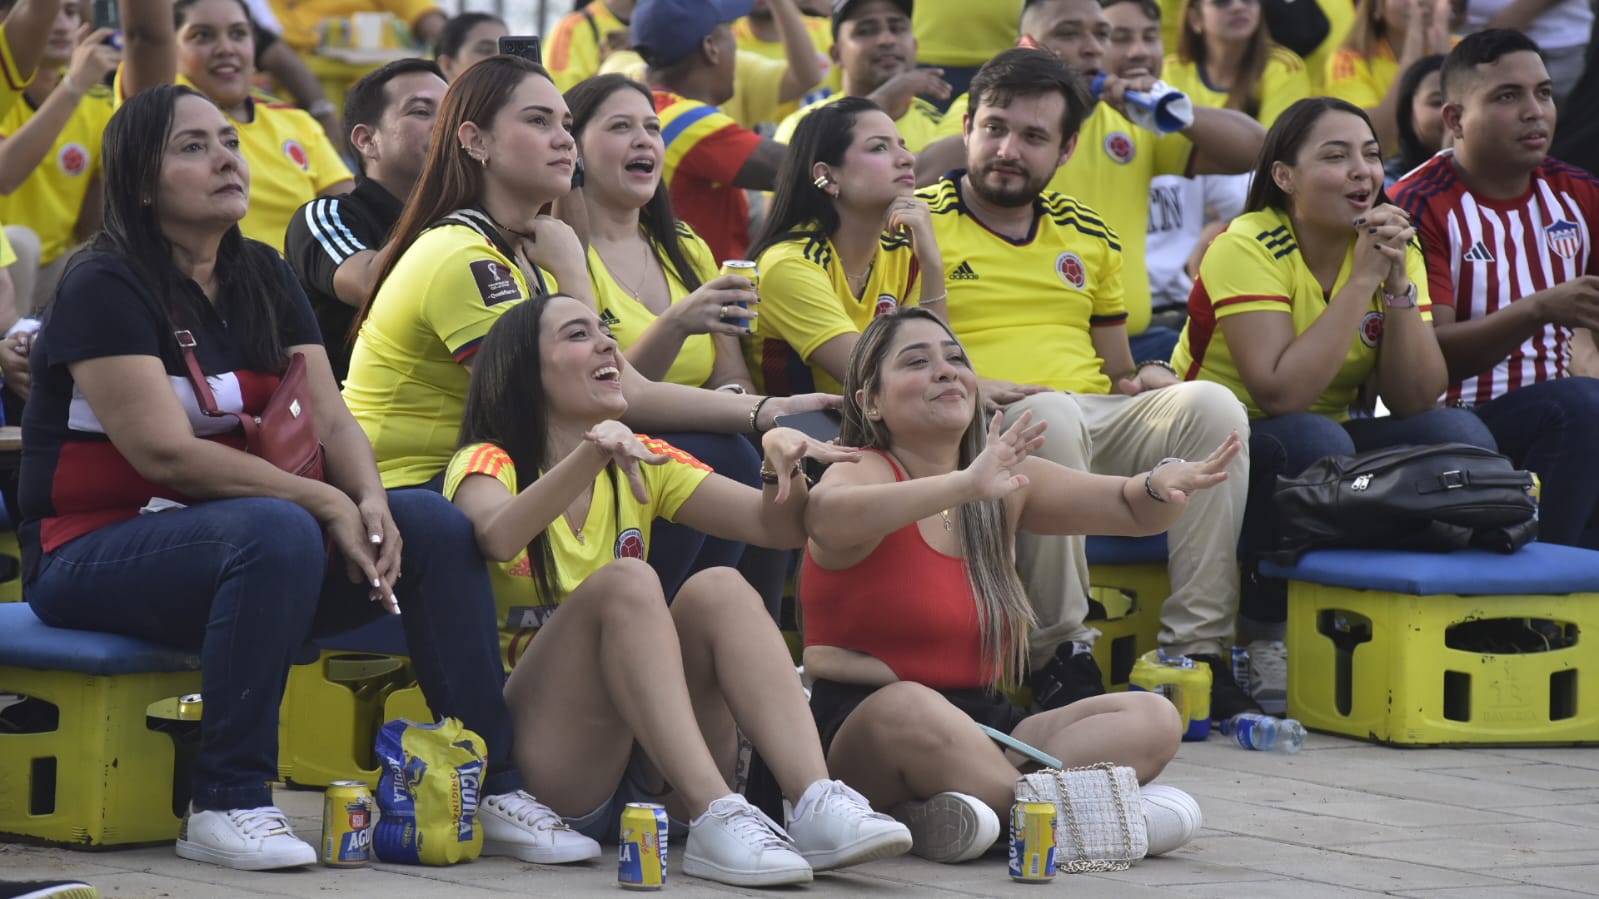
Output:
[632, 0, 754, 67]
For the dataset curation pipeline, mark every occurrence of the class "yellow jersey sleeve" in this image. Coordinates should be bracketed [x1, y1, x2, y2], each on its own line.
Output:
[299, 111, 355, 194]
[914, 0, 1024, 66]
[724, 50, 788, 129]
[1258, 48, 1312, 127]
[445, 442, 519, 502]
[0, 226, 14, 268]
[934, 92, 968, 140]
[546, 1, 627, 91]
[753, 239, 859, 363]
[774, 95, 829, 144]
[419, 235, 530, 361]
[639, 435, 715, 521]
[0, 23, 30, 119]
[1327, 47, 1391, 109]
[1196, 226, 1295, 318]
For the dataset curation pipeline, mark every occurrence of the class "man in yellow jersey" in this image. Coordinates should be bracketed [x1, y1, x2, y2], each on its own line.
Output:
[546, 0, 634, 92]
[919, 0, 1263, 362]
[912, 0, 1022, 103]
[636, 0, 789, 262]
[918, 48, 1255, 718]
[774, 0, 949, 152]
[734, 0, 839, 124]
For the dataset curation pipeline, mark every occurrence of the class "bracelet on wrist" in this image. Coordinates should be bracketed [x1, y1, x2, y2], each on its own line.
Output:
[759, 462, 808, 485]
[716, 383, 748, 394]
[1144, 456, 1183, 503]
[1136, 359, 1177, 376]
[1381, 282, 1417, 309]
[749, 395, 774, 433]
[921, 290, 948, 304]
[307, 98, 337, 118]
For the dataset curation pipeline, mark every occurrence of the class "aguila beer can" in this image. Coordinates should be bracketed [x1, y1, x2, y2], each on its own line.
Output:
[322, 780, 375, 867]
[1009, 801, 1058, 882]
[719, 260, 758, 332]
[618, 802, 669, 889]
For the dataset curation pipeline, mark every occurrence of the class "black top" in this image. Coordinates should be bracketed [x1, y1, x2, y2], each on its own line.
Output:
[284, 176, 405, 381]
[19, 247, 321, 579]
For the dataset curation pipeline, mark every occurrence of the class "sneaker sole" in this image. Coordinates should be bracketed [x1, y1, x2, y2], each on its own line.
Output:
[681, 854, 813, 887]
[801, 826, 914, 871]
[482, 838, 602, 864]
[894, 793, 999, 864]
[176, 838, 316, 871]
[9, 887, 98, 899]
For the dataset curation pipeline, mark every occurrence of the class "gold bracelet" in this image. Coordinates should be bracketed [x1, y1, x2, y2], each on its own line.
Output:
[760, 462, 809, 485]
[749, 395, 774, 433]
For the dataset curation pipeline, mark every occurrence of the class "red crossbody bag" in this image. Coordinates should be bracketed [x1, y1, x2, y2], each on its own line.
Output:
[175, 329, 326, 481]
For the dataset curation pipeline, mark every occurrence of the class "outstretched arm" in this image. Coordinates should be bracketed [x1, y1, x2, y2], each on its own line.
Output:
[118, 0, 177, 97]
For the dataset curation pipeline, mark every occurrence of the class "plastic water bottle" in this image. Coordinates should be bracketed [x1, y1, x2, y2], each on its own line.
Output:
[1088, 73, 1195, 135]
[1218, 713, 1306, 753]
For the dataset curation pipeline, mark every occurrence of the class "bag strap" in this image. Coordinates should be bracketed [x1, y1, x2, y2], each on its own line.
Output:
[1415, 469, 1532, 493]
[175, 330, 228, 418]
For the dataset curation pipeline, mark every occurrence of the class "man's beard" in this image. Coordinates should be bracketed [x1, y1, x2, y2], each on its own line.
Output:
[968, 161, 1051, 208]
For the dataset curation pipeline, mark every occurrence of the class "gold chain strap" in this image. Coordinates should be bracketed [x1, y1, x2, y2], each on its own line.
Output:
[1050, 762, 1135, 873]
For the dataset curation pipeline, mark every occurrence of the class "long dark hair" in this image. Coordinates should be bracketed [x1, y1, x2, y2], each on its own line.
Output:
[840, 308, 1034, 687]
[566, 74, 702, 293]
[356, 55, 553, 332]
[749, 96, 883, 259]
[95, 84, 285, 372]
[457, 295, 619, 605]
[1177, 0, 1273, 119]
[1394, 54, 1446, 174]
[1245, 96, 1389, 213]
[434, 12, 505, 59]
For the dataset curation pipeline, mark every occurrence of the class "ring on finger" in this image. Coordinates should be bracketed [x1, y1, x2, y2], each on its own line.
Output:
[719, 304, 730, 319]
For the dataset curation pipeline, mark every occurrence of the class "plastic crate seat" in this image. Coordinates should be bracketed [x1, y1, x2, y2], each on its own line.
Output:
[1085, 535, 1169, 688]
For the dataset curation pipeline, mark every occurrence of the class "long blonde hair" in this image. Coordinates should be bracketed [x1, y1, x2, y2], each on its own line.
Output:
[840, 309, 1035, 687]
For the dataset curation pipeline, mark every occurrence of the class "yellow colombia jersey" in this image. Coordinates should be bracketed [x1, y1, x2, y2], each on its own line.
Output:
[1172, 206, 1434, 421]
[0, 85, 114, 266]
[597, 48, 802, 131]
[267, 0, 441, 51]
[344, 212, 556, 488]
[732, 14, 839, 124]
[914, 0, 1024, 67]
[443, 438, 711, 672]
[546, 0, 628, 92]
[921, 175, 1125, 394]
[1327, 42, 1399, 109]
[114, 67, 351, 252]
[937, 99, 1190, 336]
[749, 227, 921, 396]
[775, 93, 945, 152]
[1160, 46, 1311, 128]
[589, 223, 719, 388]
[0, 24, 31, 120]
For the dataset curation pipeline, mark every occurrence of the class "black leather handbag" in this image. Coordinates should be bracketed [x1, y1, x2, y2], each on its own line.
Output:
[1271, 443, 1539, 562]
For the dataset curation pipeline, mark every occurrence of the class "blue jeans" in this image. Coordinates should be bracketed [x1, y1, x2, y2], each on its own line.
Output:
[1471, 378, 1599, 548]
[1127, 326, 1182, 367]
[27, 490, 523, 811]
[645, 432, 760, 600]
[1239, 408, 1497, 622]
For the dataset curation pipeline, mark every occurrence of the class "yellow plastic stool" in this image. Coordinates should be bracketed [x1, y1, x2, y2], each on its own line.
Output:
[0, 606, 202, 847]
[277, 651, 415, 788]
[1085, 535, 1170, 689]
[0, 530, 21, 603]
[1267, 544, 1599, 746]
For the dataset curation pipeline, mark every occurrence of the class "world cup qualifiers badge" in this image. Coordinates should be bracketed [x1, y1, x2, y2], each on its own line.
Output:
[469, 260, 523, 305]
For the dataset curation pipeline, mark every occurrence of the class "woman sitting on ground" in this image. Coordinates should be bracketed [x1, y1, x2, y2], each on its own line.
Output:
[20, 84, 567, 872]
[445, 294, 912, 888]
[801, 307, 1239, 863]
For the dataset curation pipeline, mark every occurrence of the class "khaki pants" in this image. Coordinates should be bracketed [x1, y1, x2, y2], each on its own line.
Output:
[3, 225, 78, 317]
[1004, 382, 1250, 662]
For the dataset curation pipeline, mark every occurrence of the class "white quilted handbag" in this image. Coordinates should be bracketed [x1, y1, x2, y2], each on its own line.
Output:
[1014, 762, 1147, 871]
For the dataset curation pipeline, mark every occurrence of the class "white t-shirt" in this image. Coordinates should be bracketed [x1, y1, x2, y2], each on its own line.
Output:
[1146, 173, 1250, 311]
[1463, 0, 1591, 49]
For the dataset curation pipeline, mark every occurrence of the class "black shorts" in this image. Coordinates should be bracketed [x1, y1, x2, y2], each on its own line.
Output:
[809, 678, 1030, 755]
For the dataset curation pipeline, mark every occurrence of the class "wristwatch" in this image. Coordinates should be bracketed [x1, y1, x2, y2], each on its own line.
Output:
[1381, 283, 1417, 309]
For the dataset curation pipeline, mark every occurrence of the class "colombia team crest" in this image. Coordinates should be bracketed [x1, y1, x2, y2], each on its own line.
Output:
[57, 142, 89, 176]
[1360, 311, 1384, 348]
[1103, 131, 1135, 164]
[874, 294, 898, 317]
[1056, 252, 1087, 289]
[615, 527, 645, 560]
[283, 139, 310, 170]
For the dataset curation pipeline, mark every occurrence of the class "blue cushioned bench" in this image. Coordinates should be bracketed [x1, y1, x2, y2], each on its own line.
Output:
[1262, 542, 1599, 745]
[1083, 534, 1169, 688]
[0, 603, 201, 846]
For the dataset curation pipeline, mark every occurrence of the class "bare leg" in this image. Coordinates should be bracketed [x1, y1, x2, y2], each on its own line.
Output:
[503, 558, 730, 819]
[825, 682, 1021, 819]
[1010, 691, 1183, 785]
[670, 567, 830, 804]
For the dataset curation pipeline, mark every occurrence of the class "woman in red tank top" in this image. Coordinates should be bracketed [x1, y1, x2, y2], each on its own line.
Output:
[801, 309, 1243, 863]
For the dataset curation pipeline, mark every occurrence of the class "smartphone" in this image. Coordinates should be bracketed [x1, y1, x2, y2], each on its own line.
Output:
[979, 724, 1063, 769]
[774, 408, 842, 443]
[91, 0, 120, 31]
[497, 35, 542, 65]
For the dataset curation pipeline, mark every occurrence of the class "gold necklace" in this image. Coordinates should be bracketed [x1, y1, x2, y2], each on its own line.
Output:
[595, 237, 653, 301]
[940, 508, 953, 531]
[844, 258, 874, 293]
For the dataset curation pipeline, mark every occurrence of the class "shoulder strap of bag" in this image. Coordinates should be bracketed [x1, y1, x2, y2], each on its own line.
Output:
[174, 330, 259, 443]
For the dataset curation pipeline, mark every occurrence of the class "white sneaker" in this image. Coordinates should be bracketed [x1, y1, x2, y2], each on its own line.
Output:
[784, 780, 912, 870]
[1141, 784, 1203, 856]
[890, 791, 999, 863]
[683, 794, 813, 886]
[1247, 640, 1288, 715]
[175, 806, 316, 870]
[479, 790, 601, 864]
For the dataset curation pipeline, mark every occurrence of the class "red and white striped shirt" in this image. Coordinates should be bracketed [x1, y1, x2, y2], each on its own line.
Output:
[1392, 150, 1599, 406]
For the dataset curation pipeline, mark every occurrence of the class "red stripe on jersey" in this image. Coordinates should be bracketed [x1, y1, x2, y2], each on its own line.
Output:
[1181, 277, 1219, 381]
[637, 436, 712, 472]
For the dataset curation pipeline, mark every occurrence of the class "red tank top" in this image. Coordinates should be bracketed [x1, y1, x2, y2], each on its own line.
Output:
[800, 450, 987, 689]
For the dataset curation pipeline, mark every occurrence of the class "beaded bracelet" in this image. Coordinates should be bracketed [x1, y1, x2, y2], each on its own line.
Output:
[1145, 457, 1184, 503]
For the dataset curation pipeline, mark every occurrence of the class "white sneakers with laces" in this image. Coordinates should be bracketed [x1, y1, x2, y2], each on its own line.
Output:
[479, 790, 602, 863]
[784, 779, 912, 870]
[890, 791, 1000, 863]
[1247, 639, 1289, 715]
[684, 794, 813, 886]
[1141, 784, 1203, 856]
[175, 805, 317, 870]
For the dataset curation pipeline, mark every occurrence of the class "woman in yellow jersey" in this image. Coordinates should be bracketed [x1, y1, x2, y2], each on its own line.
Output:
[1165, 0, 1310, 126]
[118, 0, 352, 252]
[1171, 97, 1494, 627]
[445, 294, 912, 886]
[432, 11, 506, 82]
[1327, 0, 1451, 151]
[748, 97, 944, 397]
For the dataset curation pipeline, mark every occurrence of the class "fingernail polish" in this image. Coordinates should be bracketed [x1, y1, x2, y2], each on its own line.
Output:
[371, 578, 381, 588]
[370, 534, 383, 544]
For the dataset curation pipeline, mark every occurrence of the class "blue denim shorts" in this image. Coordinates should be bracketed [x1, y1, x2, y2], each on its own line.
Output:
[563, 746, 689, 844]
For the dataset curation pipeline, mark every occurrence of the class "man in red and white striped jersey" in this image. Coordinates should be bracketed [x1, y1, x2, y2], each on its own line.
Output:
[1392, 28, 1599, 548]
